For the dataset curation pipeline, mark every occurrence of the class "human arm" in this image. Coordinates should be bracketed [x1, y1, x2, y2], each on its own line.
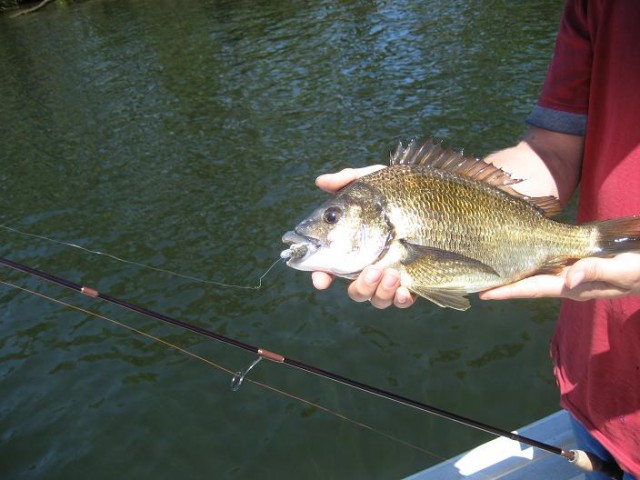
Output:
[481, 127, 640, 302]
[313, 126, 586, 308]
[478, 253, 640, 301]
[312, 127, 640, 306]
[485, 126, 583, 206]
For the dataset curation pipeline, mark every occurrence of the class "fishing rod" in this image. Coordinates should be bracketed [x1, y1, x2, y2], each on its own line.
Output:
[0, 256, 623, 479]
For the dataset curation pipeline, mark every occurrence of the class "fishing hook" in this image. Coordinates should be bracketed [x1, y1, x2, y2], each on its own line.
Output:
[231, 349, 285, 391]
[0, 256, 624, 479]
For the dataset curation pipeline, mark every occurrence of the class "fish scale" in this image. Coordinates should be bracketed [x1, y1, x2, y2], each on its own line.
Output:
[282, 139, 640, 310]
[365, 166, 574, 277]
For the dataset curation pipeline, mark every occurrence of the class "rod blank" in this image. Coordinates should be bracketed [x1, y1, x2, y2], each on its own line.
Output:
[0, 256, 624, 478]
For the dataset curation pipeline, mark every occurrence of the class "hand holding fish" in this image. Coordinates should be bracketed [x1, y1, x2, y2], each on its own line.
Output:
[314, 166, 386, 194]
[480, 252, 640, 301]
[311, 166, 416, 309]
[282, 139, 640, 311]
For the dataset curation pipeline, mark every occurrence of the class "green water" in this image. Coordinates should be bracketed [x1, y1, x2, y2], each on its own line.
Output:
[1, 1, 567, 478]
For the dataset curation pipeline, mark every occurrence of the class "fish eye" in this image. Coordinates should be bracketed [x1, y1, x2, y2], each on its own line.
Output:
[323, 207, 342, 224]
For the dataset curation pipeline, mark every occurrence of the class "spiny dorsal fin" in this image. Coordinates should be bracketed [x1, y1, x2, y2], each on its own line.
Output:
[389, 139, 562, 217]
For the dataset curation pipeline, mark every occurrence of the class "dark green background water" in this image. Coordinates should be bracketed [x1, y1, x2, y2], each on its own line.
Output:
[1, 1, 567, 478]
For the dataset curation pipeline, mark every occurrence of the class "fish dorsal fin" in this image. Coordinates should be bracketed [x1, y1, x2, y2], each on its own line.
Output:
[389, 139, 562, 217]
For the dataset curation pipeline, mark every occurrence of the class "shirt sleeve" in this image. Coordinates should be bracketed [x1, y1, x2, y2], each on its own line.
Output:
[527, 105, 587, 136]
[527, 0, 591, 135]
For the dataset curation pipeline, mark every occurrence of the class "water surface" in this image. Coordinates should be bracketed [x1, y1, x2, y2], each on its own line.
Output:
[0, 1, 566, 478]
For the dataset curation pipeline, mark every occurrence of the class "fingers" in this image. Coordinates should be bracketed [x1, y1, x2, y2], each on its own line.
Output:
[480, 253, 640, 302]
[312, 162, 432, 310]
[312, 267, 416, 309]
[315, 165, 385, 193]
[312, 271, 334, 290]
[565, 258, 602, 290]
[348, 266, 395, 308]
[562, 255, 640, 299]
[566, 254, 640, 289]
[479, 274, 567, 300]
[347, 266, 416, 309]
[393, 286, 416, 309]
[563, 280, 628, 300]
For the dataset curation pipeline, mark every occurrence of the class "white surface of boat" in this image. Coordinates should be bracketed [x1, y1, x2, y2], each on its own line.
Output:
[406, 410, 586, 480]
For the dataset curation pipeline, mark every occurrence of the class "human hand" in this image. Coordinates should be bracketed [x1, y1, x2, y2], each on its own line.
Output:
[479, 252, 640, 302]
[311, 166, 416, 309]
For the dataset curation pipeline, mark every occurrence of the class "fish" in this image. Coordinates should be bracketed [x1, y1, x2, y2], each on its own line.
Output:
[281, 139, 640, 310]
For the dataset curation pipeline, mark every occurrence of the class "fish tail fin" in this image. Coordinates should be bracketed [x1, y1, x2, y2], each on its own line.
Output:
[592, 216, 640, 255]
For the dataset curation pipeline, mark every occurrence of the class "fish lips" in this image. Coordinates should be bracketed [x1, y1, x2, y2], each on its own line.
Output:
[281, 230, 321, 264]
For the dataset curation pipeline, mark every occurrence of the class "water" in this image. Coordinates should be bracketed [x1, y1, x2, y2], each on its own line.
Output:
[0, 1, 566, 478]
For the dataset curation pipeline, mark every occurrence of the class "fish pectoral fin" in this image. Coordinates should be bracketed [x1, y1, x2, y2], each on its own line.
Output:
[398, 242, 501, 311]
[409, 285, 471, 311]
[399, 241, 499, 276]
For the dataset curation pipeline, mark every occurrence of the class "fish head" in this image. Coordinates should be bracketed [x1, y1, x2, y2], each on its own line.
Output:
[281, 183, 393, 277]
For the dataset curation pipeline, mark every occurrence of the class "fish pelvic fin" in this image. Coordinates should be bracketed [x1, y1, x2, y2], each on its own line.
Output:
[410, 285, 471, 311]
[591, 216, 640, 255]
[399, 241, 500, 310]
[389, 138, 562, 217]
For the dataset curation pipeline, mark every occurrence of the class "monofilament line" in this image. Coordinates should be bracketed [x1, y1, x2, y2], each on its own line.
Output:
[0, 223, 281, 290]
[0, 277, 447, 462]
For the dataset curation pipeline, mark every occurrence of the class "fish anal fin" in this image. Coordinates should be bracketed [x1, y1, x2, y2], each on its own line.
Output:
[533, 258, 572, 276]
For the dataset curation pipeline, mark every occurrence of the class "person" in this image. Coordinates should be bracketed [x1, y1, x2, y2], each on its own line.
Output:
[311, 1, 640, 478]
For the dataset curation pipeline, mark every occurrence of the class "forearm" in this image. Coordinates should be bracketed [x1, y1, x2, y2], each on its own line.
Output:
[312, 126, 586, 308]
[485, 126, 584, 207]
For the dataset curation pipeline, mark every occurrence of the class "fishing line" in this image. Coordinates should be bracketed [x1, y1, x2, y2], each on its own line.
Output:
[0, 256, 559, 439]
[0, 277, 447, 463]
[0, 256, 623, 479]
[0, 223, 281, 289]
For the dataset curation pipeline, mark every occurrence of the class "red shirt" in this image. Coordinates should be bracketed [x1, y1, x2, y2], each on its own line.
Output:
[531, 1, 640, 475]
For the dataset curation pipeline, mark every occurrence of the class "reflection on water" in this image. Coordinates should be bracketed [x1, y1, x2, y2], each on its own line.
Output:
[1, 1, 565, 478]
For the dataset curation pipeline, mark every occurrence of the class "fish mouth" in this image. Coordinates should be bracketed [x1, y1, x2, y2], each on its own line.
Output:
[281, 231, 320, 262]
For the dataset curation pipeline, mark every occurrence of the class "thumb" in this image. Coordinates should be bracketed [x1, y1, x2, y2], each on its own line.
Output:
[565, 257, 612, 289]
[316, 166, 385, 193]
[565, 265, 587, 290]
